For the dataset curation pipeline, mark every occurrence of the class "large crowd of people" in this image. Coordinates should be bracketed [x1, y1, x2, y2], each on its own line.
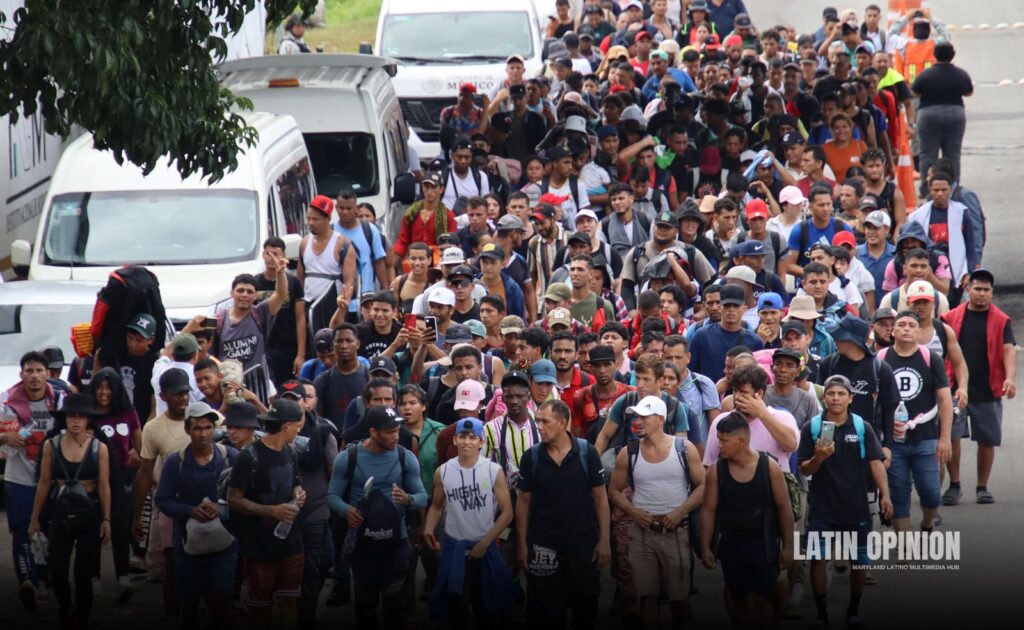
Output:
[1, 1, 1015, 629]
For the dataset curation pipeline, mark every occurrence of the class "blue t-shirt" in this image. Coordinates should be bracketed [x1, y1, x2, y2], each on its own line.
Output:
[326, 445, 427, 539]
[688, 323, 764, 382]
[787, 218, 854, 266]
[333, 221, 386, 312]
[856, 242, 896, 297]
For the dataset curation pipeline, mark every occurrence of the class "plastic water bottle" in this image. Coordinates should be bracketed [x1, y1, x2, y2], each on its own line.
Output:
[1, 427, 32, 460]
[893, 401, 909, 443]
[273, 499, 299, 539]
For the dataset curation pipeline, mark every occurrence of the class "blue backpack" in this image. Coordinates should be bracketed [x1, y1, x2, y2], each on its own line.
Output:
[809, 413, 866, 459]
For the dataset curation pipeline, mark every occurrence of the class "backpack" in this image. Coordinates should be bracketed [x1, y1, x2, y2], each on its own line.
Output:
[344, 443, 411, 555]
[809, 413, 866, 459]
[797, 218, 850, 262]
[228, 442, 299, 533]
[626, 437, 703, 544]
[527, 437, 592, 482]
[50, 436, 100, 534]
[630, 242, 696, 289]
[89, 266, 167, 360]
[177, 443, 231, 502]
[342, 442, 410, 503]
[821, 353, 882, 429]
[877, 345, 932, 368]
[444, 167, 485, 213]
[602, 211, 652, 245]
[540, 176, 581, 212]
[175, 444, 235, 554]
[617, 391, 681, 451]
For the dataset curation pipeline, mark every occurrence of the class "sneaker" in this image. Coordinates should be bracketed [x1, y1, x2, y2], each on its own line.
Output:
[833, 560, 848, 574]
[933, 513, 943, 527]
[116, 577, 136, 604]
[18, 580, 36, 611]
[977, 489, 995, 504]
[92, 577, 102, 596]
[941, 485, 961, 506]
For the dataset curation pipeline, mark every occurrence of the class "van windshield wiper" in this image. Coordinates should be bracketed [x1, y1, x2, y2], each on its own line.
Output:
[448, 54, 507, 63]
[395, 55, 463, 64]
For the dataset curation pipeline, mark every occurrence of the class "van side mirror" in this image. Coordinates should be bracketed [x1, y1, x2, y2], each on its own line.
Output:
[10, 239, 32, 276]
[281, 233, 302, 260]
[359, 42, 373, 55]
[393, 173, 416, 205]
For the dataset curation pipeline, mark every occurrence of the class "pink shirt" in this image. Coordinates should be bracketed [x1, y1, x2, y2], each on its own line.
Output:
[882, 254, 952, 291]
[702, 408, 799, 472]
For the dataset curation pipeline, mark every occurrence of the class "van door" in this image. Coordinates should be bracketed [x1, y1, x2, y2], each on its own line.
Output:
[273, 157, 315, 236]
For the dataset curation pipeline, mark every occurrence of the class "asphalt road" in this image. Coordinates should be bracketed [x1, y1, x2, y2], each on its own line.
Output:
[2, 2, 1023, 629]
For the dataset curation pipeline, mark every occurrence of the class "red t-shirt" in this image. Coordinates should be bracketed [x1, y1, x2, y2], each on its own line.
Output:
[571, 382, 633, 438]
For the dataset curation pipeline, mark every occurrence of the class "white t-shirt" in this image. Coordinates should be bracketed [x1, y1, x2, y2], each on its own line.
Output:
[796, 278, 863, 306]
[151, 357, 202, 416]
[545, 179, 590, 226]
[442, 169, 490, 209]
[767, 215, 800, 244]
[570, 57, 593, 75]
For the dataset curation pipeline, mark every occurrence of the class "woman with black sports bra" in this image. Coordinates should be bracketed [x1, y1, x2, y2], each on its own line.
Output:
[28, 393, 111, 629]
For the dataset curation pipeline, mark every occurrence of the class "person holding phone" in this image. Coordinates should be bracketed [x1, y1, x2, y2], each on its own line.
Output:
[798, 375, 892, 630]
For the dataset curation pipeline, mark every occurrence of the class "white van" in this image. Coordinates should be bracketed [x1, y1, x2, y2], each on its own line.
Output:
[216, 54, 417, 242]
[375, 0, 547, 160]
[10, 112, 314, 321]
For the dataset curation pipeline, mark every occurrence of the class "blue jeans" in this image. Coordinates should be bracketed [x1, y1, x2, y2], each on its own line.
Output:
[5, 481, 47, 586]
[887, 439, 941, 519]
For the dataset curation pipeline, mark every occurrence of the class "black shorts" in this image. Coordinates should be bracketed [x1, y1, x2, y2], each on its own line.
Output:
[717, 535, 780, 601]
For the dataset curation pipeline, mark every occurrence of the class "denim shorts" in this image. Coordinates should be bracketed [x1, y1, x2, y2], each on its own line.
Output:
[804, 519, 871, 567]
[887, 439, 940, 518]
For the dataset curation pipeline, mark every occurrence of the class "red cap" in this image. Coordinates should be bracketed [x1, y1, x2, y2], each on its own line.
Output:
[459, 82, 477, 94]
[538, 192, 570, 205]
[609, 84, 627, 94]
[723, 34, 743, 47]
[635, 30, 652, 41]
[310, 194, 334, 216]
[831, 230, 857, 249]
[745, 199, 769, 220]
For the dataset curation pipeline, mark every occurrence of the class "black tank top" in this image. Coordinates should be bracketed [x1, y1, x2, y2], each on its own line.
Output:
[52, 436, 100, 482]
[396, 274, 417, 315]
[716, 453, 777, 538]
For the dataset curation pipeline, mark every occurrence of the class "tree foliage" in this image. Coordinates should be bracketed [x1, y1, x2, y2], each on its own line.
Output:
[0, 0, 317, 182]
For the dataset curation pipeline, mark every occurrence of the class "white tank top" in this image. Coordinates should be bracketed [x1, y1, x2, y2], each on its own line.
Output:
[302, 231, 342, 301]
[926, 327, 944, 357]
[440, 458, 501, 541]
[631, 440, 689, 515]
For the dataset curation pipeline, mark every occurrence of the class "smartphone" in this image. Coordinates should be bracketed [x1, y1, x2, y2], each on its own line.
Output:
[820, 421, 837, 446]
[201, 317, 217, 330]
[403, 313, 418, 330]
[424, 316, 438, 339]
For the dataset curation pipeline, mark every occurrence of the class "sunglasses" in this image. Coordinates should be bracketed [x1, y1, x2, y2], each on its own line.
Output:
[448, 278, 472, 288]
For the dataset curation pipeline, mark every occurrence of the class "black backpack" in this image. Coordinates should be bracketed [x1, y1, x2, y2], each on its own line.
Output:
[50, 436, 100, 534]
[540, 176, 581, 212]
[344, 443, 410, 555]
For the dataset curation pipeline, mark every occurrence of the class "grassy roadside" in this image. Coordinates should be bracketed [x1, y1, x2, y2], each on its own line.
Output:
[303, 0, 383, 53]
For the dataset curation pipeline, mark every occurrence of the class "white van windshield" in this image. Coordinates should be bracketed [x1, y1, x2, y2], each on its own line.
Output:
[381, 12, 533, 62]
[304, 133, 380, 198]
[42, 190, 260, 266]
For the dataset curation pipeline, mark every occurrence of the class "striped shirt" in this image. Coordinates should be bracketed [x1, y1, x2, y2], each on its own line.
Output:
[483, 414, 539, 478]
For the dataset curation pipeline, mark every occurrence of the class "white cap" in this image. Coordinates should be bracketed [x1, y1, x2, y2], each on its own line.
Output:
[778, 185, 807, 206]
[429, 287, 456, 307]
[863, 210, 892, 229]
[565, 115, 587, 133]
[575, 208, 599, 224]
[626, 395, 668, 418]
[725, 265, 757, 285]
[740, 149, 759, 163]
[441, 248, 465, 266]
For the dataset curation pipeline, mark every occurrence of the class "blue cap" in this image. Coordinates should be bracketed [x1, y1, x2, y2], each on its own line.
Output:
[456, 417, 485, 438]
[597, 125, 619, 140]
[733, 239, 768, 258]
[530, 359, 557, 384]
[757, 292, 784, 311]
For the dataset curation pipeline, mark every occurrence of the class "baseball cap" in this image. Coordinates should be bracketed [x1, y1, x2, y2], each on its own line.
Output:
[459, 82, 476, 94]
[159, 367, 191, 395]
[360, 291, 377, 305]
[437, 232, 460, 247]
[454, 380, 487, 410]
[506, 54, 525, 65]
[969, 268, 995, 284]
[365, 406, 400, 431]
[538, 192, 570, 207]
[659, 39, 680, 55]
[650, 49, 669, 62]
[745, 199, 769, 220]
[501, 370, 531, 389]
[543, 282, 572, 303]
[258, 398, 304, 423]
[740, 149, 760, 164]
[831, 231, 857, 249]
[441, 247, 466, 266]
[772, 347, 804, 364]
[310, 194, 334, 216]
[421, 171, 444, 188]
[734, 13, 752, 27]
[370, 355, 397, 376]
[576, 208, 599, 224]
[547, 307, 573, 329]
[872, 307, 897, 322]
[858, 196, 879, 212]
[823, 374, 854, 393]
[553, 56, 573, 70]
[41, 346, 64, 370]
[723, 34, 743, 47]
[314, 328, 335, 353]
[508, 83, 527, 99]
[455, 417, 485, 438]
[719, 284, 746, 306]
[597, 125, 618, 141]
[530, 359, 557, 384]
[531, 204, 557, 222]
[428, 287, 456, 307]
[171, 333, 199, 356]
[863, 210, 891, 228]
[497, 214, 526, 232]
[445, 324, 474, 345]
[224, 401, 260, 428]
[465, 319, 486, 339]
[476, 244, 502, 263]
[725, 265, 759, 286]
[778, 186, 807, 206]
[584, 5, 602, 15]
[545, 145, 571, 162]
[626, 395, 668, 418]
[500, 316, 526, 336]
[757, 292, 784, 311]
[734, 240, 767, 258]
[567, 231, 590, 246]
[565, 115, 587, 133]
[907, 280, 936, 302]
[446, 264, 476, 281]
[126, 313, 157, 338]
[588, 345, 616, 364]
[279, 379, 307, 400]
[654, 209, 678, 228]
[186, 401, 224, 423]
[781, 320, 807, 337]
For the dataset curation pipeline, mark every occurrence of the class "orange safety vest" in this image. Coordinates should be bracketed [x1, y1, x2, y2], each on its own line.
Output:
[897, 39, 936, 83]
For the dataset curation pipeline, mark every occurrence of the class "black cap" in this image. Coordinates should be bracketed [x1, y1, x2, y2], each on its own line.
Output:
[446, 264, 476, 280]
[780, 131, 803, 147]
[490, 113, 512, 133]
[501, 370, 531, 388]
[772, 347, 804, 364]
[871, 307, 897, 322]
[437, 232, 460, 247]
[370, 355, 397, 376]
[159, 368, 192, 395]
[41, 346, 65, 370]
[224, 401, 260, 428]
[567, 232, 590, 246]
[257, 398, 304, 423]
[734, 13, 752, 27]
[654, 209, 678, 228]
[279, 379, 307, 400]
[719, 284, 746, 306]
[969, 268, 995, 284]
[781, 320, 807, 336]
[366, 406, 400, 432]
[546, 146, 571, 161]
[588, 345, 616, 364]
[584, 4, 602, 14]
[509, 83, 527, 99]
